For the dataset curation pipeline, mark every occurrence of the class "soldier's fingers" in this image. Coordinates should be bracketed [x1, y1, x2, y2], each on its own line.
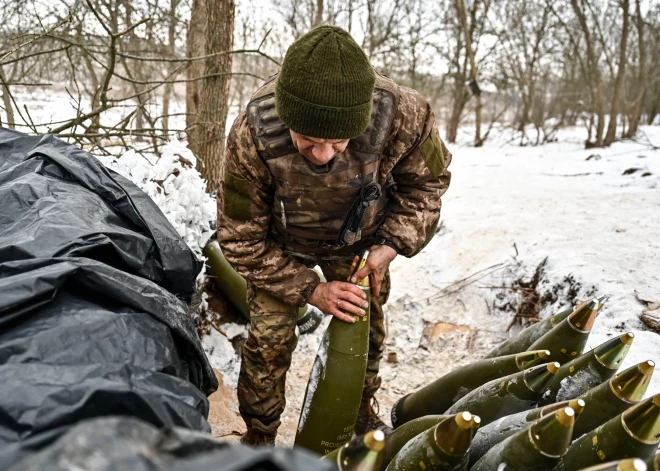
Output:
[336, 297, 365, 316]
[336, 282, 368, 299]
[348, 255, 360, 280]
[340, 291, 369, 311]
[351, 265, 373, 283]
[331, 308, 356, 324]
[371, 274, 382, 297]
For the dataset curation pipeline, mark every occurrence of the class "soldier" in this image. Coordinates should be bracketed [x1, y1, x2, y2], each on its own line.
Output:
[218, 25, 452, 445]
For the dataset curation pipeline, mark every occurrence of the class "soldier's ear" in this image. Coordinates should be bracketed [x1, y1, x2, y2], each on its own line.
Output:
[224, 173, 252, 221]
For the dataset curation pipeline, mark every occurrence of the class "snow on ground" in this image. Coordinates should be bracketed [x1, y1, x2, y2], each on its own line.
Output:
[74, 116, 660, 445]
[202, 323, 248, 387]
[19, 85, 657, 445]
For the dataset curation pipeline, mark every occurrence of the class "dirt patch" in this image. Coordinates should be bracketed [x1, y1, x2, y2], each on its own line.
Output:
[207, 369, 244, 442]
[197, 280, 247, 340]
[493, 257, 596, 330]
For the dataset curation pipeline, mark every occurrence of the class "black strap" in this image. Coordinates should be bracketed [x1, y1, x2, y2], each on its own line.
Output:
[336, 183, 382, 246]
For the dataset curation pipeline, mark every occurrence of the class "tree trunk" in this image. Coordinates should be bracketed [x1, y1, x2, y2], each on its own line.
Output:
[0, 65, 15, 129]
[570, 0, 605, 147]
[604, 0, 630, 146]
[186, 0, 208, 154]
[446, 77, 469, 143]
[162, 82, 173, 135]
[162, 0, 180, 135]
[624, 0, 646, 138]
[594, 86, 606, 146]
[79, 42, 101, 137]
[313, 0, 324, 28]
[454, 0, 482, 147]
[196, 0, 235, 193]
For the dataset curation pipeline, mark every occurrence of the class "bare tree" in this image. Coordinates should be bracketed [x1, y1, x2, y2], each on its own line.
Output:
[162, 0, 184, 135]
[454, 0, 483, 146]
[313, 0, 324, 28]
[186, 0, 206, 147]
[568, 0, 607, 147]
[496, 0, 556, 138]
[439, 0, 493, 144]
[0, 65, 15, 127]
[604, 0, 630, 146]
[623, 0, 647, 138]
[195, 0, 235, 192]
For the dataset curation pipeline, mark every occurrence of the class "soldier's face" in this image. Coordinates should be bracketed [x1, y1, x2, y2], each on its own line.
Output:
[290, 130, 349, 165]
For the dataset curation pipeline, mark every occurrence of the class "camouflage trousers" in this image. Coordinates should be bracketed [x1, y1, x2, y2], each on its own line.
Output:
[237, 255, 389, 428]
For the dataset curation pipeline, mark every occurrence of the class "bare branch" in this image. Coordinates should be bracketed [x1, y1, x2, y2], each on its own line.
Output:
[0, 13, 73, 63]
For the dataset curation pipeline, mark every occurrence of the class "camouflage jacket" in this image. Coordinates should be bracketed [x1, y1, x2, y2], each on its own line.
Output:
[218, 72, 452, 307]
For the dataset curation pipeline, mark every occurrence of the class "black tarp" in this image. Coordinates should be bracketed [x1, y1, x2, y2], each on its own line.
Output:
[0, 127, 225, 465]
[4, 416, 335, 471]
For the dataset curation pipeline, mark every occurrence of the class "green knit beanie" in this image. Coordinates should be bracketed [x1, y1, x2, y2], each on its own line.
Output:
[275, 25, 376, 140]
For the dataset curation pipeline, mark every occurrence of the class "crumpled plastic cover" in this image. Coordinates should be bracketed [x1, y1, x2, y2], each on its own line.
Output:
[0, 128, 220, 462]
[4, 416, 337, 471]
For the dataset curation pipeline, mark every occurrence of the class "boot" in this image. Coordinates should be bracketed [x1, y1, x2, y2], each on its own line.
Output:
[240, 418, 279, 446]
[355, 396, 393, 436]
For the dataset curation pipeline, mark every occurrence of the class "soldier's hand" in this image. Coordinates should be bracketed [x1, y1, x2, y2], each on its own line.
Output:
[308, 281, 369, 324]
[349, 245, 397, 297]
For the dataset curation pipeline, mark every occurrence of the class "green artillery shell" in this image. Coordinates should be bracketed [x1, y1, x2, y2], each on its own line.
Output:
[203, 241, 321, 331]
[561, 394, 660, 470]
[295, 256, 371, 455]
[485, 297, 602, 358]
[382, 415, 450, 469]
[472, 406, 576, 471]
[322, 430, 386, 471]
[386, 411, 477, 471]
[468, 398, 585, 466]
[528, 299, 601, 364]
[203, 241, 251, 318]
[575, 360, 655, 438]
[540, 332, 635, 405]
[391, 350, 550, 428]
[445, 362, 560, 426]
[578, 458, 649, 471]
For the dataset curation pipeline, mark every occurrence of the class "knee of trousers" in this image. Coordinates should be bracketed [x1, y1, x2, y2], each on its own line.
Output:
[240, 287, 298, 390]
[241, 313, 297, 388]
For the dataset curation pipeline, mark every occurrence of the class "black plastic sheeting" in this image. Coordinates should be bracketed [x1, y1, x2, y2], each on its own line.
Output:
[4, 416, 335, 471]
[0, 128, 332, 469]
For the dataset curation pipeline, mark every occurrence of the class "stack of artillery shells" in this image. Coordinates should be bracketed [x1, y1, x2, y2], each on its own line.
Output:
[558, 394, 660, 470]
[391, 349, 551, 427]
[317, 297, 657, 471]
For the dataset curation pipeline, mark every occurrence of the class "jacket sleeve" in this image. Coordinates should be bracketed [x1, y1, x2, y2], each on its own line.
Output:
[217, 111, 320, 307]
[376, 86, 453, 257]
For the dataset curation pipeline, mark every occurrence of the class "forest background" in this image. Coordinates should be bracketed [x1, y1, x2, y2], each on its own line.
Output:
[2, 0, 659, 192]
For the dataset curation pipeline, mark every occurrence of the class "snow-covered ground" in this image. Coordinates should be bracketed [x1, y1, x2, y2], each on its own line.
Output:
[199, 124, 660, 446]
[31, 94, 654, 445]
[12, 81, 658, 447]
